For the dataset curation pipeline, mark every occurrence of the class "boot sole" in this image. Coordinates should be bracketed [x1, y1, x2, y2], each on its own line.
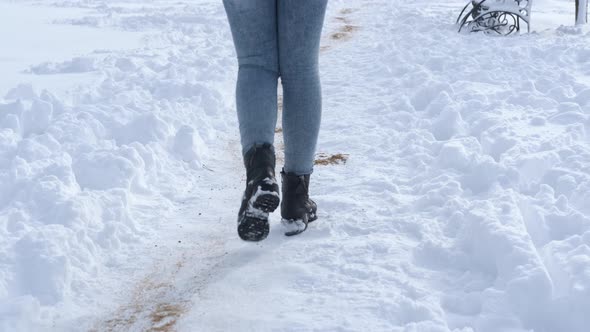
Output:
[252, 193, 280, 213]
[238, 187, 280, 241]
[238, 215, 269, 241]
[237, 188, 278, 242]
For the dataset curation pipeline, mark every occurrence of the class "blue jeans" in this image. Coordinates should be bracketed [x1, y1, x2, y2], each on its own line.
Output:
[223, 0, 327, 175]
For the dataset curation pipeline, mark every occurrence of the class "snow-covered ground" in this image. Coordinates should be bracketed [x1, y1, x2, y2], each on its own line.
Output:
[1, 0, 589, 331]
[0, 2, 147, 98]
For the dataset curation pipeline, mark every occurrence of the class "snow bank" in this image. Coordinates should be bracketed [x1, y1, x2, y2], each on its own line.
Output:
[0, 2, 145, 97]
[0, 1, 234, 329]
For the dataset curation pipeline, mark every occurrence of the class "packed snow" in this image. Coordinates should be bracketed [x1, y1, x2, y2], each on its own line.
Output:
[1, 0, 589, 331]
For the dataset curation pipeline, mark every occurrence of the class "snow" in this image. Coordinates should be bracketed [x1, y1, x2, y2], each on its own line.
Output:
[1, 0, 590, 331]
[0, 2, 145, 99]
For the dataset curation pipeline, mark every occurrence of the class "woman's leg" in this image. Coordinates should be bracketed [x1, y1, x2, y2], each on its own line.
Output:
[224, 0, 281, 241]
[278, 0, 328, 175]
[277, 0, 327, 236]
[223, 0, 279, 156]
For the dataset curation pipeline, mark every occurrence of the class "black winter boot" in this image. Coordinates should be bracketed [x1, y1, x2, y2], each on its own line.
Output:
[280, 170, 317, 236]
[237, 143, 280, 241]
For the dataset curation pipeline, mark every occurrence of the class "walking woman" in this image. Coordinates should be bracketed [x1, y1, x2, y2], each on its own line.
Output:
[223, 0, 328, 241]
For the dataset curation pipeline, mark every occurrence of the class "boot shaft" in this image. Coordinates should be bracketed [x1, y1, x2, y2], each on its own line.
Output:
[280, 169, 316, 222]
[281, 171, 311, 197]
[244, 143, 276, 181]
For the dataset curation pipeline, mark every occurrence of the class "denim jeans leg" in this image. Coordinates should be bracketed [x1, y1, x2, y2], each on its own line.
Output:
[278, 0, 328, 175]
[223, 0, 280, 156]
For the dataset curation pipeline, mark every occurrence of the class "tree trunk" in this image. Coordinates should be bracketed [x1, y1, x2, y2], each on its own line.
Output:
[576, 0, 588, 25]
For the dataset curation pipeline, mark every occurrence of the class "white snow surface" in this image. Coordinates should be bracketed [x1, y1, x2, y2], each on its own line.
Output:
[1, 0, 590, 331]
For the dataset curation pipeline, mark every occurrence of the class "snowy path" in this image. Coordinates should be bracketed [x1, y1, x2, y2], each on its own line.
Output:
[1, 0, 590, 331]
